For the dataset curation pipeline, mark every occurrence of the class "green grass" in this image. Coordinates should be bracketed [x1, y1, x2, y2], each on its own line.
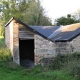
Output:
[0, 63, 75, 80]
[38, 70, 75, 80]
[0, 38, 5, 48]
[0, 38, 80, 80]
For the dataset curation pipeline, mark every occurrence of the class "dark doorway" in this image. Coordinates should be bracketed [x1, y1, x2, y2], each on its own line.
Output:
[19, 39, 34, 68]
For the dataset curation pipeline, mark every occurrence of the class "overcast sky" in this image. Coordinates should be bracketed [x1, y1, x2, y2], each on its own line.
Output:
[41, 0, 80, 24]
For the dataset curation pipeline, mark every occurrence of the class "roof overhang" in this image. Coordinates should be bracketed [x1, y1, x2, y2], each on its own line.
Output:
[5, 17, 80, 42]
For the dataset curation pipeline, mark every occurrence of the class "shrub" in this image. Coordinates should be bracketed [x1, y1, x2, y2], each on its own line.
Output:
[70, 64, 80, 80]
[0, 38, 5, 48]
[0, 47, 12, 61]
[49, 54, 69, 70]
[49, 53, 80, 70]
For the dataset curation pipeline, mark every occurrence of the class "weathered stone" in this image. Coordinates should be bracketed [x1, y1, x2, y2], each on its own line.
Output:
[13, 45, 20, 64]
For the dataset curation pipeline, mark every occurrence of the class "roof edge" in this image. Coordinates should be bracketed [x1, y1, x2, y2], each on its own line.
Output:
[5, 17, 17, 27]
[5, 17, 52, 42]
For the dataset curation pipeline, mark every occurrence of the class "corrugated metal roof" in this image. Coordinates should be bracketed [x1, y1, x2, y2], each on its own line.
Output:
[30, 23, 80, 42]
[5, 17, 80, 42]
[49, 23, 80, 42]
[30, 26, 60, 38]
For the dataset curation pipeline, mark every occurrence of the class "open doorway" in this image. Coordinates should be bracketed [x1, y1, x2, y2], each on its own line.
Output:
[19, 39, 34, 68]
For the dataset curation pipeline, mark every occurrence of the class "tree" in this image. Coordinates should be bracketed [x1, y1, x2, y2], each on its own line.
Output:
[67, 14, 71, 18]
[0, 0, 21, 36]
[20, 0, 52, 25]
[72, 10, 80, 22]
[0, 0, 52, 25]
[0, 0, 52, 36]
[55, 14, 79, 26]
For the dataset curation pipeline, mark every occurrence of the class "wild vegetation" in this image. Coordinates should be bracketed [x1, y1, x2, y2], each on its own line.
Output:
[0, 0, 52, 37]
[55, 14, 80, 26]
[0, 38, 80, 80]
[0, 0, 80, 80]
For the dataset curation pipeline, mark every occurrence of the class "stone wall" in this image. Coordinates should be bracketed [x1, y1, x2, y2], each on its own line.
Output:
[5, 25, 10, 48]
[13, 20, 20, 65]
[54, 42, 73, 54]
[72, 35, 80, 52]
[5, 21, 14, 55]
[34, 35, 56, 64]
[34, 35, 73, 64]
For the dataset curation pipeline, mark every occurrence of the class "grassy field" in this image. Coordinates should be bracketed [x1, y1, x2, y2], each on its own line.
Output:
[0, 38, 80, 80]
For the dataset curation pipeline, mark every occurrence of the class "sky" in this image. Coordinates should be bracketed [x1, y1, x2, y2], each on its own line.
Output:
[41, 0, 80, 24]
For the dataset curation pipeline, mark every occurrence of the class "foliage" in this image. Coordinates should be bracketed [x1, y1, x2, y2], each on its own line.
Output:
[38, 70, 75, 80]
[0, 0, 52, 37]
[0, 38, 12, 61]
[0, 38, 5, 47]
[55, 14, 79, 26]
[21, 0, 52, 25]
[29, 65, 45, 75]
[70, 64, 80, 80]
[49, 53, 80, 70]
[72, 9, 80, 21]
[0, 39, 80, 80]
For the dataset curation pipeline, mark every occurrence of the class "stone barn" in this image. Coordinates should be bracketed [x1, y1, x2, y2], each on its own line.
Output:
[5, 17, 80, 67]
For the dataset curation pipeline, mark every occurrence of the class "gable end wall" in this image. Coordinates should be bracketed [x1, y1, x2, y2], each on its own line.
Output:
[34, 35, 56, 64]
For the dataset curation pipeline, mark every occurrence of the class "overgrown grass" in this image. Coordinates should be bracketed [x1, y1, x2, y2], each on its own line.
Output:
[49, 53, 80, 70]
[0, 38, 80, 80]
[49, 53, 80, 80]
[0, 38, 5, 48]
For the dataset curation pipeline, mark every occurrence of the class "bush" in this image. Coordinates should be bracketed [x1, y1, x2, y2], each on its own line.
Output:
[0, 47, 12, 61]
[49, 53, 80, 70]
[49, 54, 69, 70]
[70, 64, 80, 80]
[0, 38, 5, 48]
